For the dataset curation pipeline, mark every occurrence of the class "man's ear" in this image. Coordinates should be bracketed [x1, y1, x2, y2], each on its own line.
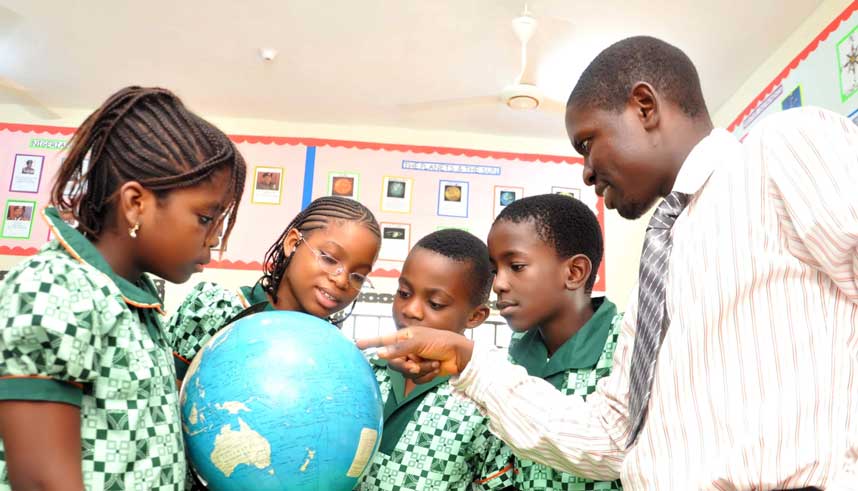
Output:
[630, 82, 659, 131]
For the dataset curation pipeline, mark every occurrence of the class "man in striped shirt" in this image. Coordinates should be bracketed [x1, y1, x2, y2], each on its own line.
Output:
[359, 36, 858, 490]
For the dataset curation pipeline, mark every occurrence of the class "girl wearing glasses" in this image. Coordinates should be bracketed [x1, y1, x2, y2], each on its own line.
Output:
[168, 196, 382, 386]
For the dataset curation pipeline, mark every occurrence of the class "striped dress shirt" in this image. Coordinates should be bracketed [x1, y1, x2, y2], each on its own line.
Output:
[453, 107, 858, 490]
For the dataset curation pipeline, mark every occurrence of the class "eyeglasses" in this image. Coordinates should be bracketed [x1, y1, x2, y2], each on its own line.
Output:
[297, 233, 373, 291]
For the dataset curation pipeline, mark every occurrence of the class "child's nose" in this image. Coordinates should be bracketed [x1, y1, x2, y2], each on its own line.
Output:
[401, 300, 423, 321]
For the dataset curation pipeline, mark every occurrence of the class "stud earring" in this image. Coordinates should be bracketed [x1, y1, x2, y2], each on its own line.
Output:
[129, 222, 140, 238]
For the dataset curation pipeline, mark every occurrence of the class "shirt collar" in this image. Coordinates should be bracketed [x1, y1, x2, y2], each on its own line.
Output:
[509, 297, 617, 378]
[671, 128, 739, 195]
[43, 207, 163, 311]
[238, 284, 276, 311]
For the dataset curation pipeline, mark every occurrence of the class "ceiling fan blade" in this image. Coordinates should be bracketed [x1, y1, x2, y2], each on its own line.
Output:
[518, 40, 544, 86]
[0, 77, 62, 120]
[399, 95, 499, 113]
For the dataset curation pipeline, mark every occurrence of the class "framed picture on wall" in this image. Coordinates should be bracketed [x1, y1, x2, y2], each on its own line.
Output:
[781, 84, 803, 110]
[2, 199, 36, 239]
[493, 185, 523, 217]
[251, 166, 284, 205]
[551, 186, 581, 200]
[328, 171, 360, 200]
[379, 222, 411, 262]
[60, 156, 90, 198]
[46, 209, 78, 242]
[9, 154, 45, 193]
[380, 176, 413, 213]
[436, 179, 469, 218]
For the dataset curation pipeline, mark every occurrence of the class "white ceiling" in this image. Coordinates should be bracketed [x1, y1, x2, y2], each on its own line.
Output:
[0, 0, 824, 140]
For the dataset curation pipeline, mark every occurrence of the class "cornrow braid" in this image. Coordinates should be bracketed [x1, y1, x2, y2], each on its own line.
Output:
[51, 86, 246, 248]
[260, 196, 381, 304]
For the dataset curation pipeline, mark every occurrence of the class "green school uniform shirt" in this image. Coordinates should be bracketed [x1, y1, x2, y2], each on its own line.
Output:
[0, 207, 185, 491]
[167, 281, 271, 376]
[354, 358, 514, 491]
[503, 297, 624, 491]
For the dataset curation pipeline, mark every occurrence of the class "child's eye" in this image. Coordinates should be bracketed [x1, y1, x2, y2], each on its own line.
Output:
[396, 289, 411, 299]
[511, 263, 527, 272]
[429, 301, 445, 311]
[575, 138, 592, 156]
[198, 215, 213, 225]
[319, 253, 340, 267]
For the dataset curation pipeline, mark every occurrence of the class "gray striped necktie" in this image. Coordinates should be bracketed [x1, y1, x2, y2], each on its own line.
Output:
[627, 191, 690, 448]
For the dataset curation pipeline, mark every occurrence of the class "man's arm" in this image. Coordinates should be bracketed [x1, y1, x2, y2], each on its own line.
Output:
[359, 295, 638, 480]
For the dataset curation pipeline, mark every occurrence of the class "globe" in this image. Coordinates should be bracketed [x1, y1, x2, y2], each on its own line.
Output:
[180, 311, 384, 491]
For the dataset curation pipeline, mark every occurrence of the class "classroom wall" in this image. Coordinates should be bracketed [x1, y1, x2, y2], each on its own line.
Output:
[0, 101, 648, 323]
[713, 0, 855, 127]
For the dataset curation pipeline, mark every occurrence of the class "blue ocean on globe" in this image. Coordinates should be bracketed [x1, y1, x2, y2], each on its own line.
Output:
[179, 311, 384, 491]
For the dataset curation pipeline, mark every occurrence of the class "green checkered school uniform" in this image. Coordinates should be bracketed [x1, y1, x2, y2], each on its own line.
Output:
[501, 297, 624, 491]
[167, 282, 270, 378]
[0, 207, 186, 491]
[355, 359, 514, 491]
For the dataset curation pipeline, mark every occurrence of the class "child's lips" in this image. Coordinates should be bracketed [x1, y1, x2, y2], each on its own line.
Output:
[315, 287, 340, 310]
[496, 300, 518, 315]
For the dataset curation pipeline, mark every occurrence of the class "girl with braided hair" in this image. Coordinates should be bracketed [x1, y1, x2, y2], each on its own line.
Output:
[169, 196, 382, 379]
[0, 86, 246, 491]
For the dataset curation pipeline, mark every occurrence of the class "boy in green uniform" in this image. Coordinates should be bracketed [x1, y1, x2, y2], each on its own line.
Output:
[487, 194, 623, 491]
[356, 229, 513, 491]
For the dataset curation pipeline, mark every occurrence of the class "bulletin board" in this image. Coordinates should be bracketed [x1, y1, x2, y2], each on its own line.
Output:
[729, 1, 858, 138]
[0, 124, 606, 293]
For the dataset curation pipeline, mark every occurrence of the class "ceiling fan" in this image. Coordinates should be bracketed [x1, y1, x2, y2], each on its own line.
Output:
[501, 5, 566, 112]
[0, 5, 60, 120]
[402, 5, 567, 114]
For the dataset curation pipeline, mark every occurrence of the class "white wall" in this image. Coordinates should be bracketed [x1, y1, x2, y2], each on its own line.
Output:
[713, 0, 853, 127]
[0, 102, 648, 313]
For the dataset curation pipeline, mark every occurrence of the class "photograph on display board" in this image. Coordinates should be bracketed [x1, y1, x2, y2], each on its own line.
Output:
[493, 185, 523, 217]
[251, 166, 284, 205]
[328, 171, 360, 200]
[9, 154, 45, 193]
[379, 222, 411, 262]
[781, 85, 802, 110]
[380, 176, 413, 213]
[60, 156, 90, 198]
[837, 25, 858, 102]
[436, 179, 469, 218]
[552, 186, 581, 200]
[2, 200, 36, 239]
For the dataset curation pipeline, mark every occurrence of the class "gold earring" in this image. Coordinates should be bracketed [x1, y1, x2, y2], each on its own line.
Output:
[129, 222, 140, 238]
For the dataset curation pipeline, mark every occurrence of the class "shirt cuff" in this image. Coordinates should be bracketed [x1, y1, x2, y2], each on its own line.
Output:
[0, 376, 83, 407]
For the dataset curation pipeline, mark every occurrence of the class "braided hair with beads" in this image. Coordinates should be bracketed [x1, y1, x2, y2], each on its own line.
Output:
[259, 196, 380, 321]
[50, 86, 246, 248]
